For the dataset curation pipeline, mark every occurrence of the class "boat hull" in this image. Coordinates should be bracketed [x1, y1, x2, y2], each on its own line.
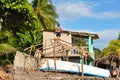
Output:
[40, 59, 110, 78]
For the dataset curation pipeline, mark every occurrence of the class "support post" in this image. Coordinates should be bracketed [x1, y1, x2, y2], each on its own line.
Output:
[53, 39, 57, 75]
[81, 50, 84, 79]
[45, 40, 46, 54]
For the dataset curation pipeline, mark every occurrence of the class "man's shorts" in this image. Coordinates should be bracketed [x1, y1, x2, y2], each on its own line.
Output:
[56, 32, 61, 37]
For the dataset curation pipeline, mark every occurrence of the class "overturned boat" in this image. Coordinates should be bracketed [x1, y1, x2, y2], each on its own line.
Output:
[39, 59, 110, 78]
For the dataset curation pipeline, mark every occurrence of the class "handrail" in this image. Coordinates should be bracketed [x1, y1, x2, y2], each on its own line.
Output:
[43, 44, 61, 51]
[42, 38, 87, 54]
[24, 43, 44, 51]
[25, 38, 90, 56]
[59, 39, 74, 46]
[58, 42, 72, 49]
[43, 38, 73, 49]
[50, 38, 74, 46]
[43, 48, 64, 55]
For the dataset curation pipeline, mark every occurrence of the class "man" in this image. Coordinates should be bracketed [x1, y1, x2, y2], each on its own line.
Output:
[111, 66, 119, 78]
[55, 24, 62, 41]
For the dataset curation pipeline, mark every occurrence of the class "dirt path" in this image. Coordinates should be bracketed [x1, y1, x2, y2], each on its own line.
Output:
[14, 67, 116, 80]
[0, 66, 119, 80]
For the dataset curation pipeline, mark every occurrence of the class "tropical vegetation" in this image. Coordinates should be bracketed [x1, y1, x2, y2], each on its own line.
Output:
[73, 37, 101, 59]
[0, 0, 119, 66]
[101, 33, 120, 58]
[32, 0, 58, 29]
[0, 0, 58, 64]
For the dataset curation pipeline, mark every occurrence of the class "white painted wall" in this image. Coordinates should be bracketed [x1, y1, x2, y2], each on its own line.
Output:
[43, 31, 72, 54]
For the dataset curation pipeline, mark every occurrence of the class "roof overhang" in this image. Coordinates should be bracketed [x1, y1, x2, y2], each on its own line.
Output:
[43, 29, 99, 40]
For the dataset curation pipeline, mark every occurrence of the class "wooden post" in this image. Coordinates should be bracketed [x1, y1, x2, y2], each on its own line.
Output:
[62, 45, 64, 60]
[29, 47, 32, 56]
[45, 40, 47, 54]
[81, 48, 84, 80]
[82, 54, 84, 79]
[53, 39, 57, 75]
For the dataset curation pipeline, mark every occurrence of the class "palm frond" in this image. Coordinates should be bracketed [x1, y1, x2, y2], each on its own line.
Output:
[0, 44, 16, 55]
[0, 31, 12, 40]
[32, 0, 58, 29]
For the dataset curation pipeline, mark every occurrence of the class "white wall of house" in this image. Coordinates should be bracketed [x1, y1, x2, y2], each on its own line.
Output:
[43, 31, 72, 54]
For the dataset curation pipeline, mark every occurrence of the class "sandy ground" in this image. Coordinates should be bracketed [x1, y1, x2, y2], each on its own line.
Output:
[0, 66, 119, 80]
[13, 67, 117, 80]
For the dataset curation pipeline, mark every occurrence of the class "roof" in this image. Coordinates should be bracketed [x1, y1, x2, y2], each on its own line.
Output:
[43, 29, 99, 40]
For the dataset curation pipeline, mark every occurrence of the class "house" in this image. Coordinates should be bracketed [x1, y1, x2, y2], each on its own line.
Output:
[42, 29, 99, 66]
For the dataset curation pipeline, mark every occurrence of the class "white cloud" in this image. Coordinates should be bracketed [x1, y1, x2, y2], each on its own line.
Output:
[94, 29, 120, 50]
[94, 11, 120, 19]
[63, 29, 120, 50]
[54, 1, 120, 50]
[56, 1, 93, 20]
[55, 1, 120, 21]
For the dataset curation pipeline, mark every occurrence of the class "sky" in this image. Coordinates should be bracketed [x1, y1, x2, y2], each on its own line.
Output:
[29, 0, 120, 50]
[53, 0, 120, 50]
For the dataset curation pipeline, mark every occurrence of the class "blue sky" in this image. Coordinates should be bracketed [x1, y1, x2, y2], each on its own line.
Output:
[29, 0, 120, 50]
[53, 0, 120, 50]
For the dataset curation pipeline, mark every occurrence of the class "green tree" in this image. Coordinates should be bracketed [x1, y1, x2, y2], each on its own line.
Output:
[74, 37, 102, 59]
[94, 47, 101, 59]
[94, 35, 120, 69]
[32, 0, 58, 29]
[101, 36, 120, 58]
[0, 0, 42, 51]
[0, 30, 16, 65]
[0, 31, 15, 55]
[73, 37, 88, 46]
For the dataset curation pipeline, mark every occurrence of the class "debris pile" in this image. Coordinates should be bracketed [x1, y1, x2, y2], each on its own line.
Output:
[0, 66, 14, 80]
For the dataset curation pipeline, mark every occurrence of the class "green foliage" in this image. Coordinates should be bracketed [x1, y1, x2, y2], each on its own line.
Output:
[109, 40, 120, 48]
[94, 47, 101, 59]
[32, 0, 58, 29]
[0, 0, 41, 32]
[102, 38, 120, 58]
[0, 0, 42, 51]
[0, 53, 15, 65]
[17, 29, 42, 50]
[0, 44, 16, 55]
[0, 0, 58, 63]
[8, 37, 18, 48]
[0, 30, 16, 55]
[0, 54, 6, 65]
[0, 30, 12, 42]
[73, 37, 88, 46]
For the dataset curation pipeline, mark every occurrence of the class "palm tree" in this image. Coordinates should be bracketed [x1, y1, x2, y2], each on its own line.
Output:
[0, 31, 16, 56]
[0, 30, 16, 65]
[101, 37, 120, 71]
[101, 33, 120, 58]
[32, 0, 58, 29]
[102, 40, 120, 57]
[0, 44, 15, 55]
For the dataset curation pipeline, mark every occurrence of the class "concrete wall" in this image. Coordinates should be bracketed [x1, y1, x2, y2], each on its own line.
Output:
[14, 51, 53, 70]
[43, 31, 72, 54]
[14, 51, 38, 70]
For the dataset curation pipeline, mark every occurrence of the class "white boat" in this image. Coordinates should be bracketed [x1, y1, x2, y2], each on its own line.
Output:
[40, 59, 110, 78]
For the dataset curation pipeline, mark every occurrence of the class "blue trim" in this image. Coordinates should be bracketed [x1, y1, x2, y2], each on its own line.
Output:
[39, 67, 108, 78]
